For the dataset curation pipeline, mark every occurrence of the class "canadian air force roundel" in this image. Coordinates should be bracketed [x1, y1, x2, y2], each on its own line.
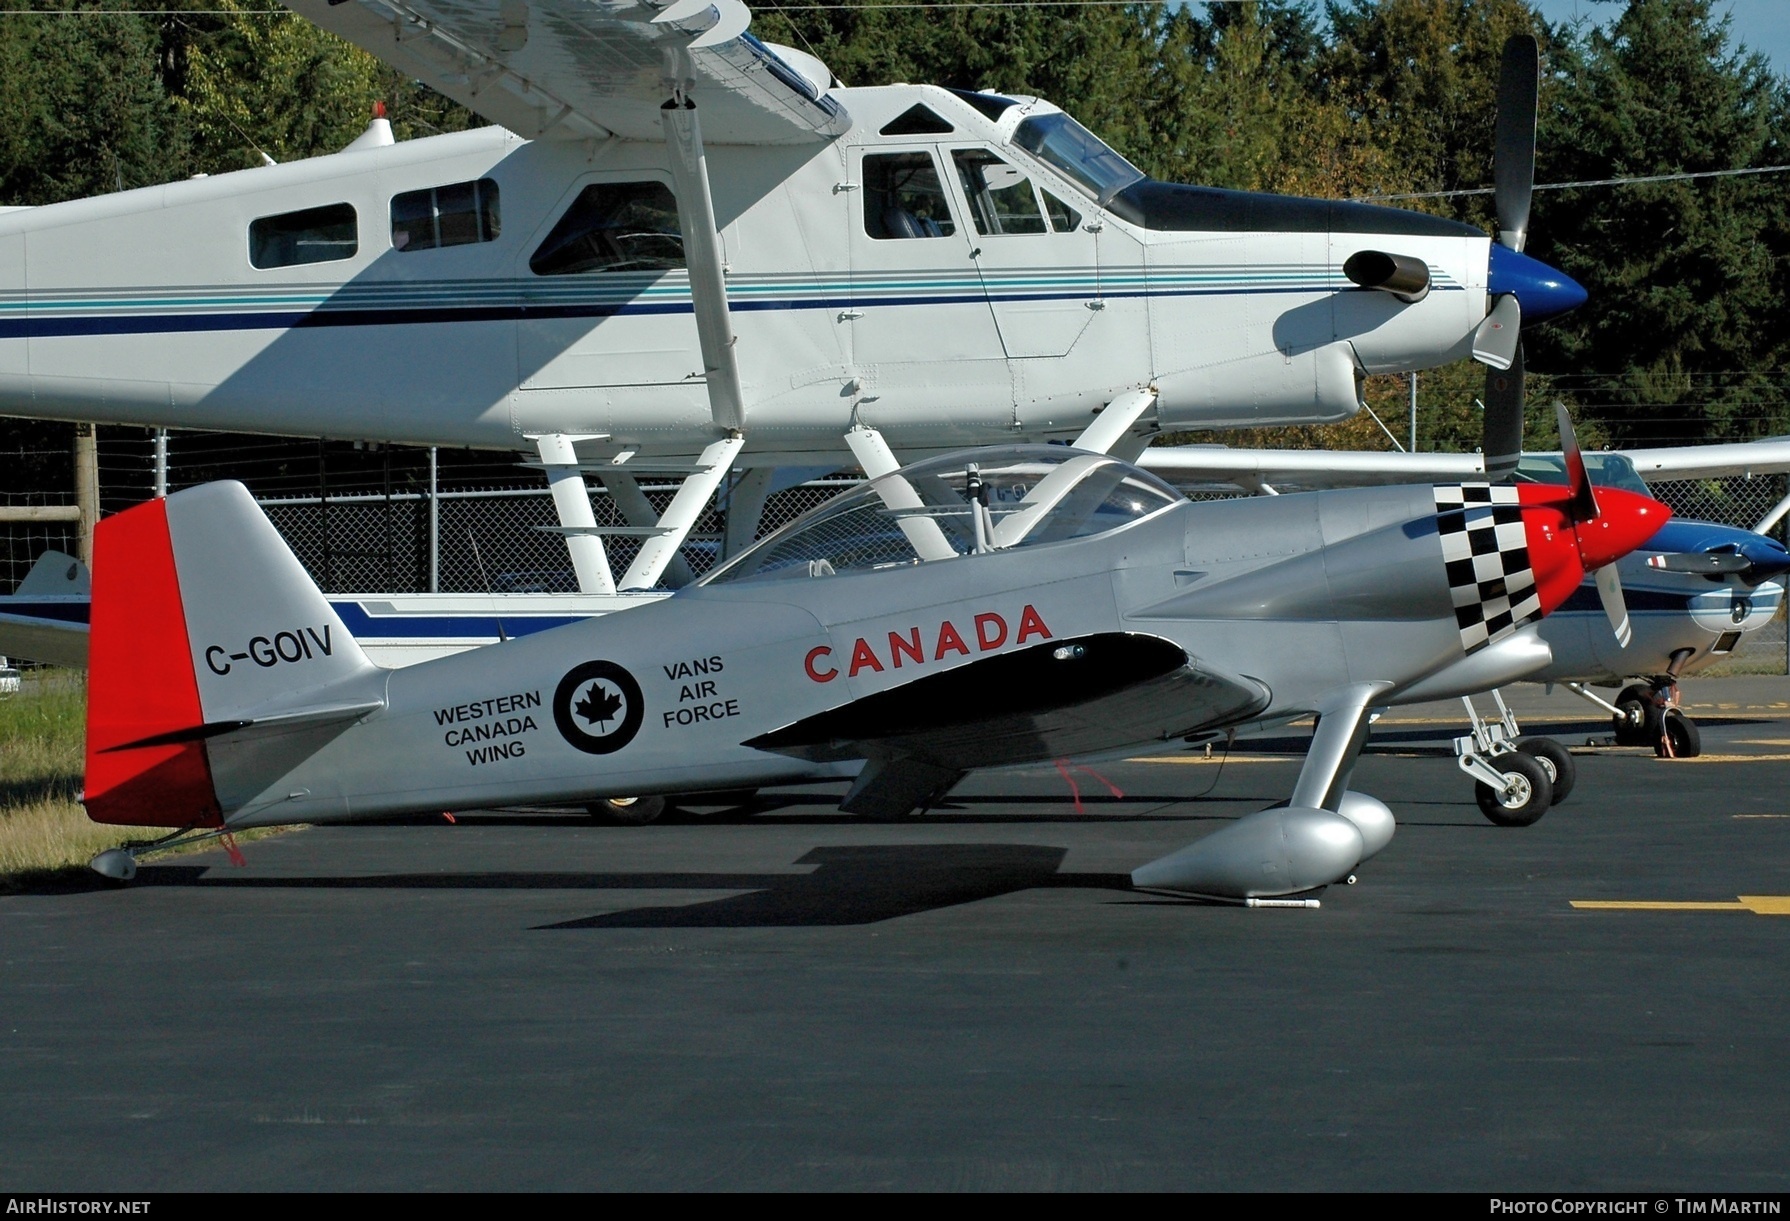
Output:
[553, 661, 645, 754]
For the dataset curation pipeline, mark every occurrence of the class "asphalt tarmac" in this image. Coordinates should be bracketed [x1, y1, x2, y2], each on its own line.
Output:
[3, 677, 1789, 1191]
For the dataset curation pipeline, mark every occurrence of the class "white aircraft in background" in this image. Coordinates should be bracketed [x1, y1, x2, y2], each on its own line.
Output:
[0, 6, 1580, 595]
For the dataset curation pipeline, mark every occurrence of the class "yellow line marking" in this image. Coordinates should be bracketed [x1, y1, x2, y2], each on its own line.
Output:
[1734, 738, 1790, 746]
[1126, 755, 1299, 765]
[1570, 896, 1790, 915]
[1734, 813, 1790, 819]
[1573, 900, 1747, 911]
[1656, 753, 1790, 763]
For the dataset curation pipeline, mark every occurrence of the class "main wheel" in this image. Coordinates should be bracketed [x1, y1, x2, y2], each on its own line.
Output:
[1517, 737, 1577, 805]
[1656, 709, 1702, 759]
[1474, 751, 1553, 826]
[588, 795, 667, 826]
[1612, 684, 1660, 746]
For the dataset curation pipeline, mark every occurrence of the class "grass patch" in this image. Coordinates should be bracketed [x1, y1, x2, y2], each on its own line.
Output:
[0, 672, 295, 890]
[0, 671, 126, 887]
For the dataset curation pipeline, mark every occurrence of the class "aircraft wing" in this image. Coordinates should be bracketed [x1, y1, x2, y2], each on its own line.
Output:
[744, 633, 1270, 815]
[1139, 447, 1486, 490]
[282, 0, 850, 144]
[1619, 438, 1790, 482]
[0, 612, 88, 669]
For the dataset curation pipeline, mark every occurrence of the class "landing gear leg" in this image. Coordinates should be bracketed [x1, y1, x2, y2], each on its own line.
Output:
[1455, 690, 1568, 823]
[1579, 648, 1702, 758]
[1652, 649, 1701, 759]
[89, 824, 238, 883]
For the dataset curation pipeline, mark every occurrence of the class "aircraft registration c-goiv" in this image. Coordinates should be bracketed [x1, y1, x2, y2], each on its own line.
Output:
[0, 0, 1583, 471]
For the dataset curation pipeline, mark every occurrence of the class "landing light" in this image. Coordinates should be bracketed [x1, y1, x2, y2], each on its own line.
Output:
[1053, 645, 1085, 661]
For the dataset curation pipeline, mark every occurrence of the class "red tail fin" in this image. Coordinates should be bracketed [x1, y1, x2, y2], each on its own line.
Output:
[83, 499, 221, 828]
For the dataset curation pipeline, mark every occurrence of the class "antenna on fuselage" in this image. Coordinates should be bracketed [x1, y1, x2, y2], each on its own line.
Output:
[467, 530, 509, 643]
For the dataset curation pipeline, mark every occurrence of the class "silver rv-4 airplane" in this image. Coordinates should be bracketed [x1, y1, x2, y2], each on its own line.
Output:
[85, 414, 1663, 900]
[0, 5, 1578, 592]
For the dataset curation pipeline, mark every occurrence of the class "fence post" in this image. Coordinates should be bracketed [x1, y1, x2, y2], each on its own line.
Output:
[1408, 371, 1418, 453]
[74, 422, 98, 566]
[428, 446, 439, 593]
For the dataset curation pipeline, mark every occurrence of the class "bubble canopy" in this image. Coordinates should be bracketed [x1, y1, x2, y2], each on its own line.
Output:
[701, 446, 1184, 586]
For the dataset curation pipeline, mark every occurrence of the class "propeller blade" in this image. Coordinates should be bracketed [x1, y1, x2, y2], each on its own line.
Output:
[1472, 292, 1522, 369]
[1482, 342, 1525, 480]
[1555, 402, 1599, 522]
[1594, 563, 1632, 647]
[1646, 551, 1753, 575]
[1493, 34, 1539, 253]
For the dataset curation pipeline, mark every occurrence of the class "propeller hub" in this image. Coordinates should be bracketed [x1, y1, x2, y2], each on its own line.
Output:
[1487, 244, 1587, 322]
[1574, 487, 1674, 571]
[1516, 485, 1672, 612]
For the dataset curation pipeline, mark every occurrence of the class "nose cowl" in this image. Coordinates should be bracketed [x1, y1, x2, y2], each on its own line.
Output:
[1487, 243, 1587, 322]
[1575, 487, 1673, 571]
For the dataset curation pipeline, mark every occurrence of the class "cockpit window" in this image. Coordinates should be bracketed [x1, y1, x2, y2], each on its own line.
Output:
[1513, 453, 1653, 496]
[249, 203, 358, 269]
[392, 178, 500, 252]
[863, 152, 957, 240]
[1013, 113, 1144, 205]
[952, 149, 1047, 235]
[702, 446, 1182, 585]
[531, 181, 683, 275]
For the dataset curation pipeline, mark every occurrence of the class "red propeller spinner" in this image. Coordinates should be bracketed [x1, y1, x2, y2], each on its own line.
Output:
[1518, 406, 1670, 642]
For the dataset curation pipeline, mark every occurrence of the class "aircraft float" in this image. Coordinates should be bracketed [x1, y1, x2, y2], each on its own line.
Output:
[0, 8, 1583, 596]
[84, 409, 1665, 898]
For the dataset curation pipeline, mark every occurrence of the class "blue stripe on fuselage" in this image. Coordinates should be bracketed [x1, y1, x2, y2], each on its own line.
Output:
[0, 282, 1466, 339]
[327, 601, 585, 639]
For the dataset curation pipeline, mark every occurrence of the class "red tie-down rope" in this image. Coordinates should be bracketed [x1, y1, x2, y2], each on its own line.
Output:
[1053, 759, 1123, 814]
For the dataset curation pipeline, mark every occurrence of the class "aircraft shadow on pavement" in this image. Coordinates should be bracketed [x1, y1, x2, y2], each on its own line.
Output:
[543, 844, 1136, 928]
[132, 843, 1142, 927]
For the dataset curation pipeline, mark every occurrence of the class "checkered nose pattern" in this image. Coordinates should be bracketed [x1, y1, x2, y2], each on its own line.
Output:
[1433, 484, 1543, 654]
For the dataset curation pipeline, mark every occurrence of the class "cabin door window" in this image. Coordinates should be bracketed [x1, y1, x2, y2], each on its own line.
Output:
[517, 177, 699, 391]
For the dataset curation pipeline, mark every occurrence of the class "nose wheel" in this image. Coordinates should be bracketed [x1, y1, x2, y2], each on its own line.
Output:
[1473, 750, 1554, 826]
[1455, 691, 1570, 825]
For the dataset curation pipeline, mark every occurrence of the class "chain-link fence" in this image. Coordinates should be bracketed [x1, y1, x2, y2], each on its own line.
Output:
[1646, 474, 1789, 674]
[255, 475, 857, 593]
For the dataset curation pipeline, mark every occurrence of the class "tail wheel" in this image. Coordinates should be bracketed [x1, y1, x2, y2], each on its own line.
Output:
[1517, 737, 1577, 805]
[1475, 750, 1553, 827]
[1611, 683, 1660, 746]
[588, 795, 667, 826]
[1656, 709, 1702, 759]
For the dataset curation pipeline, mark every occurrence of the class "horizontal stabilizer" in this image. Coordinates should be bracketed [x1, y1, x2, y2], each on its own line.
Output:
[102, 700, 385, 753]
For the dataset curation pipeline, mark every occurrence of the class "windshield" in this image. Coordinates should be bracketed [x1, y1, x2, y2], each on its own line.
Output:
[1012, 113, 1144, 205]
[1513, 452, 1652, 496]
[702, 446, 1182, 586]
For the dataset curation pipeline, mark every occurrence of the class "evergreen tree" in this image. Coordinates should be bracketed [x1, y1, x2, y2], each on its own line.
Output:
[0, 3, 185, 205]
[173, 0, 476, 171]
[1529, 0, 1790, 445]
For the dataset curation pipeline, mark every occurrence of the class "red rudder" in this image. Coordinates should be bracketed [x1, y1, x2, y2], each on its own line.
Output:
[83, 499, 221, 828]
